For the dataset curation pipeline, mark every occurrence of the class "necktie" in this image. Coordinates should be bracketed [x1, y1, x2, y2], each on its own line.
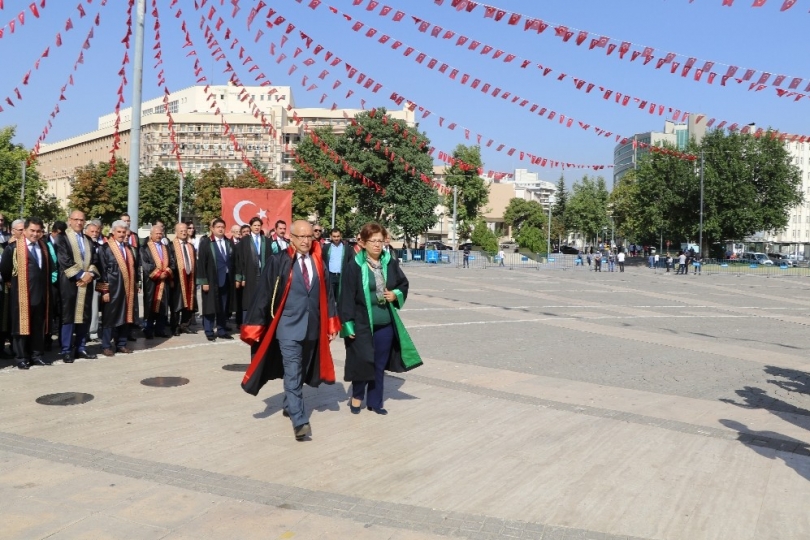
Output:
[119, 243, 127, 261]
[219, 240, 226, 259]
[182, 241, 191, 274]
[300, 255, 311, 291]
[254, 236, 261, 269]
[77, 235, 85, 259]
[156, 243, 163, 260]
[29, 243, 41, 269]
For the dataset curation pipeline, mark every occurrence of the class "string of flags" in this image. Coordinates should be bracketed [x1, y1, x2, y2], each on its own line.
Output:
[0, 0, 46, 40]
[108, 0, 135, 177]
[428, 0, 810, 100]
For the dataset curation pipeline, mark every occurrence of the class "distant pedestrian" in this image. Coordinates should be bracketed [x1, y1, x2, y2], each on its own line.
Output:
[617, 250, 625, 272]
[665, 253, 673, 273]
[586, 253, 592, 268]
[677, 251, 686, 274]
[463, 245, 470, 268]
[608, 251, 615, 272]
[498, 248, 505, 267]
[648, 254, 654, 269]
[594, 252, 602, 272]
[654, 253, 660, 269]
[693, 253, 702, 275]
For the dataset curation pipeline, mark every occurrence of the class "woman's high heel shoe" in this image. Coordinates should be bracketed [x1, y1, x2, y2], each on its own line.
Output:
[367, 406, 388, 415]
[349, 399, 362, 414]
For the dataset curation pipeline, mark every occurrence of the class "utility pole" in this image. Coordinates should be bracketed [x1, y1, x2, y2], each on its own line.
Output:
[452, 185, 458, 250]
[698, 150, 706, 257]
[19, 161, 26, 218]
[330, 177, 337, 229]
[127, 0, 147, 234]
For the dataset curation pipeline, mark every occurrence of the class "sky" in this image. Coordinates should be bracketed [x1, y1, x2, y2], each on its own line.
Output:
[1, 0, 808, 188]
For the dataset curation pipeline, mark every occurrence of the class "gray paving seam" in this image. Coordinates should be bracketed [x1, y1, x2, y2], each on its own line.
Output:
[394, 373, 810, 456]
[0, 431, 647, 540]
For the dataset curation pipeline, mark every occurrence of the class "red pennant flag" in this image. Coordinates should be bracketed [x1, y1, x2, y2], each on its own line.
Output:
[29, 2, 40, 18]
[789, 77, 802, 90]
[773, 74, 786, 86]
[65, 18, 73, 30]
[508, 13, 520, 25]
[781, 0, 797, 10]
[77, 3, 85, 18]
[392, 10, 404, 21]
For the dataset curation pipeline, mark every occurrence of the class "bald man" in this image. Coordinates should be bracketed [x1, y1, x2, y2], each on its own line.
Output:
[140, 224, 175, 339]
[241, 220, 340, 441]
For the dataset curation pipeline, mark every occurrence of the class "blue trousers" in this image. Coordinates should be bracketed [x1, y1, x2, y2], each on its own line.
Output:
[278, 339, 316, 428]
[203, 285, 230, 337]
[352, 324, 394, 409]
[102, 325, 128, 350]
[60, 323, 88, 354]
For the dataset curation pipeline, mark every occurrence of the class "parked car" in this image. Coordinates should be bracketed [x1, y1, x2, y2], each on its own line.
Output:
[768, 253, 797, 267]
[553, 245, 580, 255]
[419, 241, 453, 251]
[739, 252, 774, 265]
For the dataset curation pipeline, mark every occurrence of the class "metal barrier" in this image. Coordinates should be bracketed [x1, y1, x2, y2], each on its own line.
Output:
[700, 259, 810, 277]
[397, 250, 584, 270]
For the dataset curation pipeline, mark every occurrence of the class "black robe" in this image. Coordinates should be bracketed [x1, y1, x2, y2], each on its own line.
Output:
[240, 243, 341, 396]
[140, 241, 175, 316]
[234, 233, 271, 312]
[0, 240, 52, 336]
[196, 235, 234, 316]
[96, 242, 139, 328]
[339, 251, 414, 381]
[54, 230, 99, 324]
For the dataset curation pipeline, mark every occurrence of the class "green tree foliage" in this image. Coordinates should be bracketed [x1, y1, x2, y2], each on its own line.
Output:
[552, 175, 568, 224]
[443, 144, 488, 240]
[68, 160, 129, 225]
[470, 218, 498, 252]
[192, 164, 279, 228]
[290, 126, 360, 233]
[0, 126, 62, 222]
[140, 166, 182, 227]
[566, 175, 610, 241]
[628, 131, 802, 248]
[503, 197, 548, 253]
[608, 170, 641, 241]
[299, 109, 438, 245]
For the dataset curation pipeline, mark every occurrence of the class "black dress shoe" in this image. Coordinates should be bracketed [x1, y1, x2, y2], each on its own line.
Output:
[282, 408, 290, 417]
[294, 423, 312, 441]
[173, 328, 182, 337]
[30, 357, 52, 366]
[143, 331, 155, 340]
[206, 335, 217, 342]
[349, 399, 362, 414]
[218, 333, 234, 340]
[15, 360, 30, 370]
[74, 350, 97, 360]
[367, 406, 388, 415]
[62, 353, 74, 364]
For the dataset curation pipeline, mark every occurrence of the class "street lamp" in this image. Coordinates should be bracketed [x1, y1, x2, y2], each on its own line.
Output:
[547, 194, 556, 256]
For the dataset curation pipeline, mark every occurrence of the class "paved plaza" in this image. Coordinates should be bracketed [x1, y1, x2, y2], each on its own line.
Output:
[3, 262, 810, 539]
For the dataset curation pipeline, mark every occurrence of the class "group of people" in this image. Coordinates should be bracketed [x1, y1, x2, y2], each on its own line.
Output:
[0, 210, 422, 441]
[581, 250, 626, 272]
[240, 220, 422, 441]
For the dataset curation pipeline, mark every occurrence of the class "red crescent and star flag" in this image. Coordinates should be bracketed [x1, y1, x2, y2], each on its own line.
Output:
[220, 188, 293, 235]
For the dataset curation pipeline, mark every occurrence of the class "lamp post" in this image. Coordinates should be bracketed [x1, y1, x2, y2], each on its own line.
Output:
[547, 194, 556, 256]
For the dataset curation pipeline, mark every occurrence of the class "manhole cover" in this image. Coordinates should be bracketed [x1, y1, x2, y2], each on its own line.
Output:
[140, 377, 189, 387]
[222, 364, 250, 372]
[36, 392, 94, 406]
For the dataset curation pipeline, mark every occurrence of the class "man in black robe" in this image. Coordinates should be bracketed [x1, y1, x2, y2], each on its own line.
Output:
[0, 217, 53, 369]
[140, 225, 174, 339]
[43, 221, 66, 352]
[170, 222, 197, 335]
[54, 210, 99, 363]
[241, 220, 340, 440]
[235, 217, 271, 322]
[96, 220, 138, 356]
[197, 218, 234, 341]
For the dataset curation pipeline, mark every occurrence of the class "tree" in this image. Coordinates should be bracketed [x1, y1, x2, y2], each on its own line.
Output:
[503, 198, 548, 253]
[566, 175, 610, 243]
[443, 144, 488, 240]
[470, 218, 498, 252]
[68, 161, 129, 225]
[552, 175, 568, 224]
[608, 169, 641, 241]
[140, 166, 182, 227]
[626, 130, 802, 250]
[0, 126, 62, 223]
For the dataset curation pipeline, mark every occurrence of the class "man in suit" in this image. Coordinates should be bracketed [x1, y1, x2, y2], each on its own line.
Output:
[197, 218, 235, 341]
[96, 220, 138, 356]
[230, 224, 244, 326]
[54, 210, 100, 363]
[235, 217, 270, 323]
[241, 220, 340, 441]
[322, 228, 351, 302]
[170, 222, 197, 335]
[0, 217, 54, 369]
[269, 220, 289, 254]
[85, 221, 103, 342]
[141, 225, 174, 339]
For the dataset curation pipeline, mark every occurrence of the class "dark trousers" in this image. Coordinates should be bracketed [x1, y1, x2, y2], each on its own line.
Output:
[329, 273, 340, 302]
[203, 285, 230, 337]
[352, 324, 394, 409]
[278, 339, 316, 428]
[101, 325, 128, 350]
[170, 309, 193, 332]
[145, 311, 166, 335]
[60, 322, 88, 354]
[13, 303, 46, 360]
[234, 288, 243, 325]
[619, 262, 625, 272]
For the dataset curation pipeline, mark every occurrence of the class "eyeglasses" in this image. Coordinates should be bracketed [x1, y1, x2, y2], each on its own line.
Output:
[365, 239, 384, 244]
[290, 233, 314, 241]
[313, 229, 322, 233]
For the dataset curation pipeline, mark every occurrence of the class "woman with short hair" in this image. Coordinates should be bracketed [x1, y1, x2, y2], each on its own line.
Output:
[339, 222, 422, 415]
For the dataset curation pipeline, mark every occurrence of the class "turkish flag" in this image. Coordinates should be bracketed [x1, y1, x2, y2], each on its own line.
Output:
[221, 188, 292, 234]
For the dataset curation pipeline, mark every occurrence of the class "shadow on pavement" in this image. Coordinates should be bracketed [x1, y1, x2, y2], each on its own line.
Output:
[719, 419, 810, 481]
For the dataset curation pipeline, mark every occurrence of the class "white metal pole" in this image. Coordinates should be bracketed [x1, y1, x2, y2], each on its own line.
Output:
[452, 185, 458, 250]
[330, 178, 337, 229]
[19, 161, 26, 218]
[127, 0, 147, 233]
